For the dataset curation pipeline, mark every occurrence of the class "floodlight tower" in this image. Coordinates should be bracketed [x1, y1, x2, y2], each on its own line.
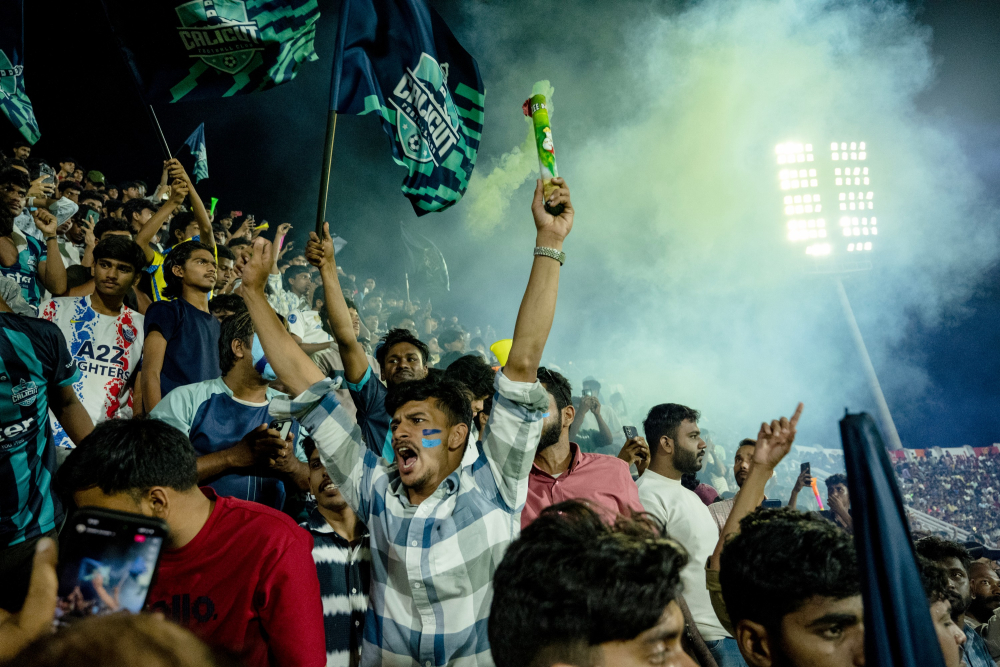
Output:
[775, 140, 903, 450]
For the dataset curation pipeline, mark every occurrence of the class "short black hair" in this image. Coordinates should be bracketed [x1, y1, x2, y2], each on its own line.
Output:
[720, 507, 860, 633]
[104, 199, 124, 217]
[93, 236, 147, 273]
[59, 156, 78, 166]
[122, 198, 155, 227]
[57, 419, 199, 501]
[119, 179, 142, 192]
[215, 242, 235, 262]
[438, 328, 464, 347]
[283, 264, 310, 289]
[0, 167, 29, 190]
[162, 240, 213, 298]
[445, 355, 495, 400]
[218, 310, 253, 374]
[537, 367, 572, 411]
[12, 139, 30, 149]
[302, 436, 318, 460]
[737, 438, 756, 450]
[79, 189, 103, 203]
[917, 555, 951, 605]
[93, 216, 131, 239]
[58, 180, 82, 193]
[386, 310, 415, 329]
[385, 376, 472, 436]
[227, 236, 250, 250]
[489, 500, 688, 667]
[825, 473, 848, 492]
[209, 293, 246, 316]
[376, 328, 429, 369]
[643, 403, 700, 454]
[914, 536, 972, 574]
[168, 211, 197, 247]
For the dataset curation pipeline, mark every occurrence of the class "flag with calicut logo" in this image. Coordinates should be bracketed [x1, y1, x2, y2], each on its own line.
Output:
[331, 0, 486, 216]
[100, 0, 320, 104]
[0, 1, 41, 143]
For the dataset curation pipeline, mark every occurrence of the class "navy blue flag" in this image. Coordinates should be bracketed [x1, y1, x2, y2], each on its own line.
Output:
[401, 223, 449, 292]
[101, 0, 320, 104]
[332, 0, 485, 216]
[839, 412, 946, 667]
[181, 123, 209, 181]
[0, 1, 40, 143]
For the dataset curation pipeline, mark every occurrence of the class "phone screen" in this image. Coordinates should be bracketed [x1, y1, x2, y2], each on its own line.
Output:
[56, 509, 168, 624]
[761, 499, 783, 509]
[801, 461, 811, 476]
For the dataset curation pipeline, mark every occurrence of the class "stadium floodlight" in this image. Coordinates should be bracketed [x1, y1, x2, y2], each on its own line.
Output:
[777, 140, 875, 259]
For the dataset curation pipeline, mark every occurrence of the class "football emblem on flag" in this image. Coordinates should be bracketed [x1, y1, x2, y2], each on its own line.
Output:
[175, 0, 263, 75]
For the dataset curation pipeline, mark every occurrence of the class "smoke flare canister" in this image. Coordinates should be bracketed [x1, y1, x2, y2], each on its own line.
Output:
[523, 92, 563, 215]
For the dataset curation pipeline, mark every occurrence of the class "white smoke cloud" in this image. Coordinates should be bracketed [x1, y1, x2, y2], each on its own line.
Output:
[439, 0, 1000, 455]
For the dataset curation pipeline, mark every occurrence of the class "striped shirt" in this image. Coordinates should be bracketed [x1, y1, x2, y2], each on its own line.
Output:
[269, 370, 548, 667]
[300, 508, 371, 667]
[0, 313, 80, 547]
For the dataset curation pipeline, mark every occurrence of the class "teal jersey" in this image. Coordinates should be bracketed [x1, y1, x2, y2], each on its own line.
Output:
[0, 313, 80, 547]
[0, 236, 47, 310]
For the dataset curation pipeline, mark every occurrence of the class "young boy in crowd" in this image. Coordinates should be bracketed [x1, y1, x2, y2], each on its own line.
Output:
[41, 236, 147, 446]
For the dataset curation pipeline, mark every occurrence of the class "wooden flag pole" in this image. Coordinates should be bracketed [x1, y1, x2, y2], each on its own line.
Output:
[316, 110, 339, 235]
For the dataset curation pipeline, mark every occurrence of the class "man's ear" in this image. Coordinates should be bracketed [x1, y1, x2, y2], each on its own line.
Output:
[144, 487, 171, 521]
[171, 263, 184, 279]
[447, 423, 470, 452]
[231, 337, 247, 362]
[561, 404, 575, 429]
[658, 434, 673, 457]
[735, 619, 775, 667]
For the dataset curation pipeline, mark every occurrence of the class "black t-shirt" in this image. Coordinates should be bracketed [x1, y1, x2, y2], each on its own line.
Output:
[144, 298, 220, 397]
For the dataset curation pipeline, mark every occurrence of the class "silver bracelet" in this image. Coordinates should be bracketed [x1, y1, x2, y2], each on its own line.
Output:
[533, 246, 565, 265]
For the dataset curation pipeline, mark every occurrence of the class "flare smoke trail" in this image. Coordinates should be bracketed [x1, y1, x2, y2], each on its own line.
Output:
[442, 0, 1000, 453]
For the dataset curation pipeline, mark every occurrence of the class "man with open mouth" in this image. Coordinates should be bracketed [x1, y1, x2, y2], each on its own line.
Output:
[240, 177, 575, 667]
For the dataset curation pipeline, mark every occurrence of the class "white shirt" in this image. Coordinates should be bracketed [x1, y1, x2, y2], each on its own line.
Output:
[40, 296, 144, 447]
[637, 469, 731, 640]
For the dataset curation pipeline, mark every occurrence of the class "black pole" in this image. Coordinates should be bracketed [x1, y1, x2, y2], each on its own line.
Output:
[316, 110, 338, 235]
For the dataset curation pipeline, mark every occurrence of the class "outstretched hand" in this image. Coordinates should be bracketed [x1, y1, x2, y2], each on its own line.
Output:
[240, 237, 273, 294]
[305, 222, 335, 270]
[531, 177, 573, 244]
[753, 403, 804, 470]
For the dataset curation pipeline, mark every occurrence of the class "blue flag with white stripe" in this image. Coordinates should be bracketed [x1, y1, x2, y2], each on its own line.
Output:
[331, 0, 485, 216]
[0, 1, 40, 143]
[182, 122, 209, 182]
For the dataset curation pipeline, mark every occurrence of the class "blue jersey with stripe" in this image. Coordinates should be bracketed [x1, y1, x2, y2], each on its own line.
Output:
[0, 313, 80, 547]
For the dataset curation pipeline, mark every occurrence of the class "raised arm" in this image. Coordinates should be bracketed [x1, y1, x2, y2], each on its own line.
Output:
[239, 238, 325, 397]
[135, 179, 187, 262]
[167, 159, 214, 252]
[305, 223, 370, 383]
[709, 403, 803, 570]
[34, 210, 67, 296]
[504, 178, 574, 382]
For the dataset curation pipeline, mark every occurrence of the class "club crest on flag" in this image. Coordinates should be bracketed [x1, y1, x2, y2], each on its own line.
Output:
[390, 53, 461, 167]
[0, 50, 24, 100]
[175, 0, 264, 75]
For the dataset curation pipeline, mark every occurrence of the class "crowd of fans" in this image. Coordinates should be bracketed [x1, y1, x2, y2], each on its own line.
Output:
[0, 136, 997, 667]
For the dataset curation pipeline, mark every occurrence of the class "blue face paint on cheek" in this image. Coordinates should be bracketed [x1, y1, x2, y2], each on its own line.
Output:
[421, 429, 442, 448]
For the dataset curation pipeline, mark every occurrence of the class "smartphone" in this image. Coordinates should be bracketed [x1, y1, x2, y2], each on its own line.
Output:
[582, 388, 594, 398]
[269, 418, 293, 439]
[801, 461, 811, 477]
[84, 208, 100, 225]
[623, 425, 639, 440]
[56, 508, 168, 624]
[761, 499, 783, 509]
[39, 163, 56, 186]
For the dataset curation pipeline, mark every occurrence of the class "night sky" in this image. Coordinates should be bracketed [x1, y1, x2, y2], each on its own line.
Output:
[6, 0, 999, 448]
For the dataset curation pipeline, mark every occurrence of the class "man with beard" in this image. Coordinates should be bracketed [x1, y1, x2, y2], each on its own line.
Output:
[968, 561, 1000, 661]
[637, 403, 744, 666]
[915, 537, 996, 667]
[520, 367, 643, 528]
[708, 439, 763, 533]
[306, 227, 428, 461]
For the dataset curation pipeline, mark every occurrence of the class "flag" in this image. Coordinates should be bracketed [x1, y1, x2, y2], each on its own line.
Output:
[401, 223, 449, 292]
[182, 123, 209, 181]
[332, 0, 485, 216]
[839, 412, 946, 667]
[101, 0, 320, 104]
[0, 1, 40, 143]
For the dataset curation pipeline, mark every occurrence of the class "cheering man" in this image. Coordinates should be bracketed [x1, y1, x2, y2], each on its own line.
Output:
[240, 178, 573, 666]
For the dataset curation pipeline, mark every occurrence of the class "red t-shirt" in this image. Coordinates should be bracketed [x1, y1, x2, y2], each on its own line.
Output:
[147, 489, 325, 667]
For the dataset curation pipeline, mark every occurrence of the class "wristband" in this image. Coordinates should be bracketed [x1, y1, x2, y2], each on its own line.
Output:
[533, 246, 565, 265]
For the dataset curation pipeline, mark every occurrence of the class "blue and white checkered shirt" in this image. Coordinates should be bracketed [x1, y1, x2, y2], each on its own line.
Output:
[270, 370, 548, 667]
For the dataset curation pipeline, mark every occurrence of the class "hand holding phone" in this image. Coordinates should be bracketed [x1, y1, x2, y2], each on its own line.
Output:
[56, 509, 168, 625]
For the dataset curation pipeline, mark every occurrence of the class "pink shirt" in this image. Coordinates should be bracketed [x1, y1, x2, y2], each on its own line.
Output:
[522, 443, 644, 528]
